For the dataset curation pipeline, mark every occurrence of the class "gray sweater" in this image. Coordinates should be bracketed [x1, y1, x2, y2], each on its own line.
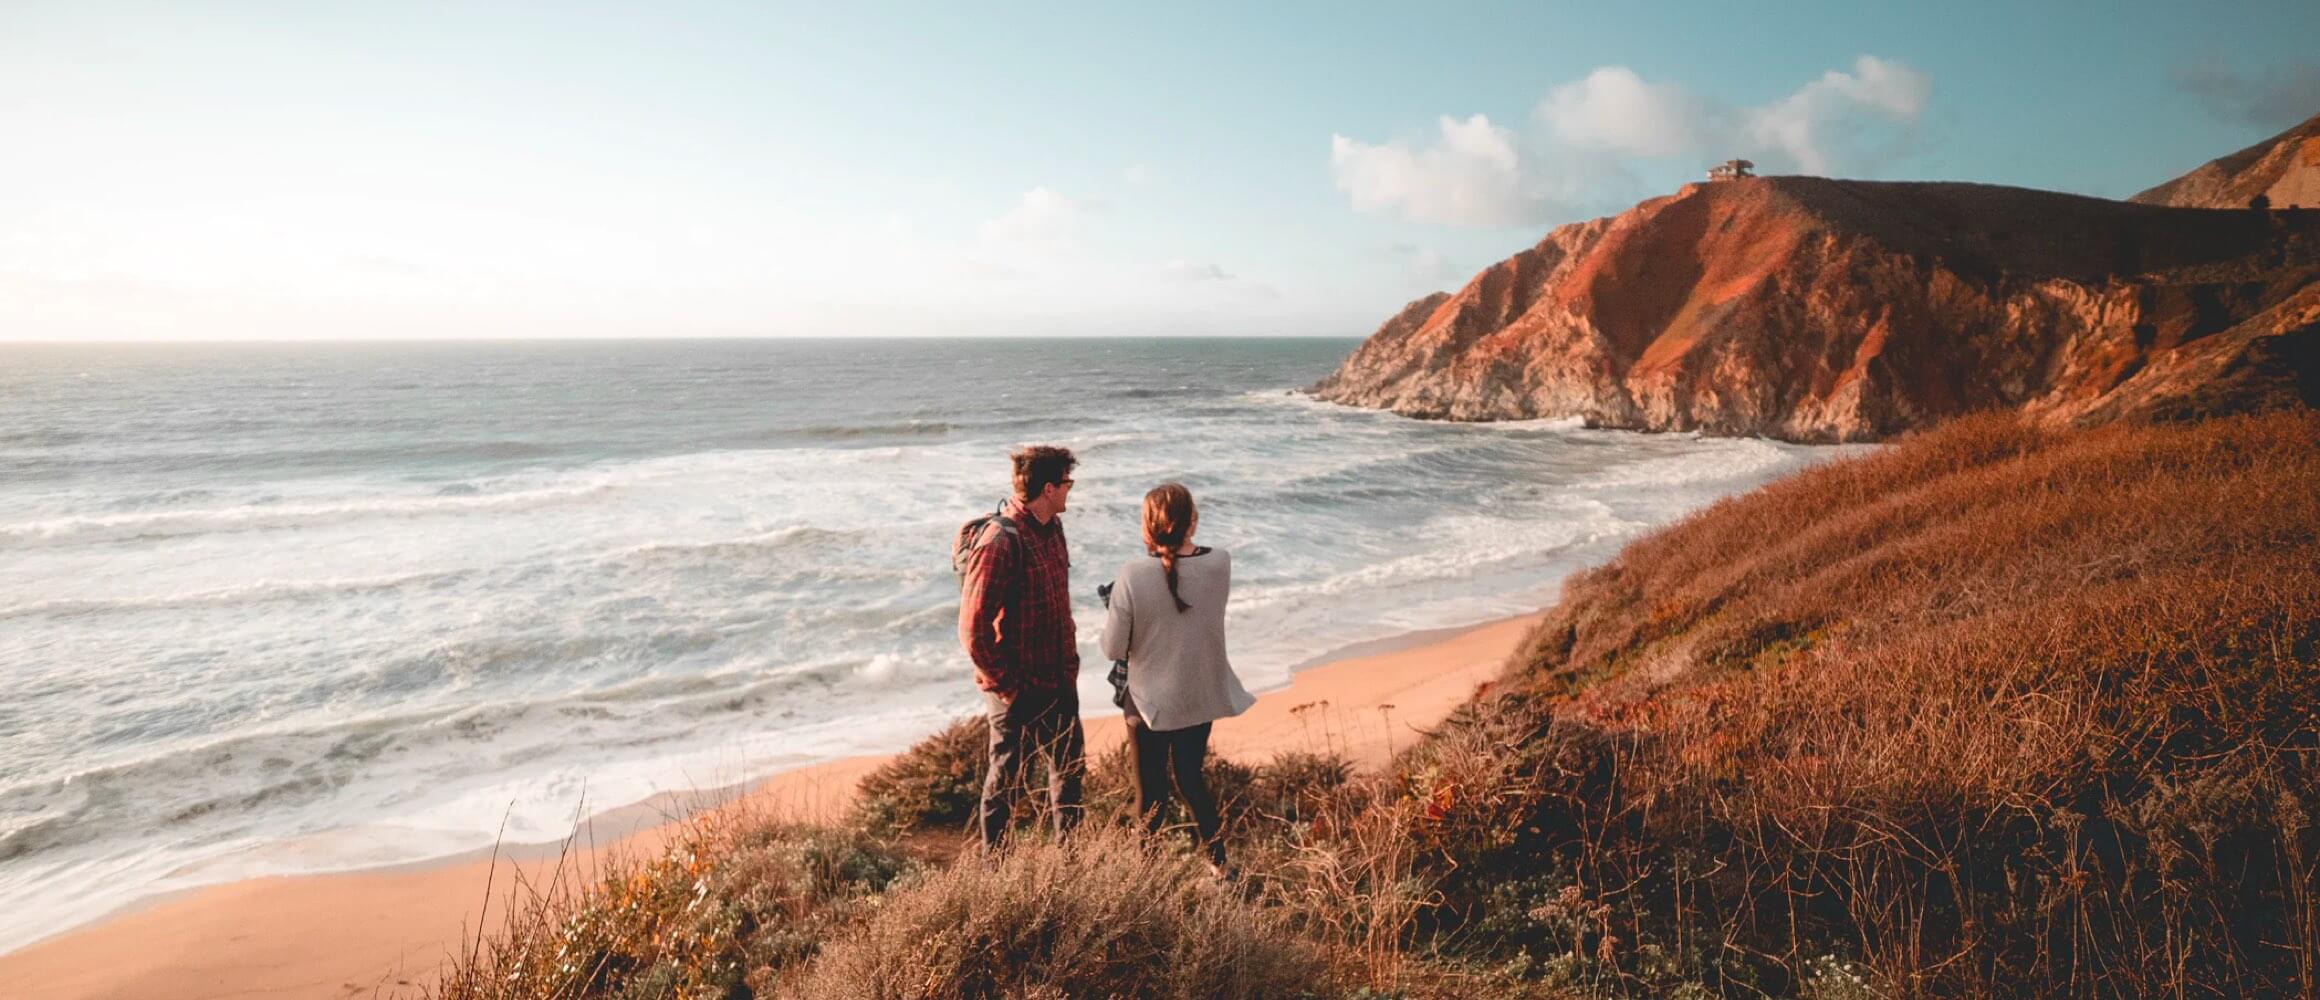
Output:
[1099, 548, 1256, 732]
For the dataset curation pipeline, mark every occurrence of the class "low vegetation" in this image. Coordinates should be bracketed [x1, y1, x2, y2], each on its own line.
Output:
[430, 815, 912, 999]
[428, 409, 2319, 999]
[1405, 409, 2320, 997]
[796, 826, 1337, 1000]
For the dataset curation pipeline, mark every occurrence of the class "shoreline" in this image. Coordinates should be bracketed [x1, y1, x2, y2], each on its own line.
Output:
[3, 612, 1534, 956]
[0, 613, 1540, 1000]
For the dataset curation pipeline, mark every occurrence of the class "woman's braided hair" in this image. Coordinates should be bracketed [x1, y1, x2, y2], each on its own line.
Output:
[1141, 482, 1196, 613]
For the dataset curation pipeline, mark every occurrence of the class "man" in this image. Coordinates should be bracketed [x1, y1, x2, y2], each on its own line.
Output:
[958, 444, 1084, 850]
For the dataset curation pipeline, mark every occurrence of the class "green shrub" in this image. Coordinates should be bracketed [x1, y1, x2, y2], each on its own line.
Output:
[852, 717, 986, 833]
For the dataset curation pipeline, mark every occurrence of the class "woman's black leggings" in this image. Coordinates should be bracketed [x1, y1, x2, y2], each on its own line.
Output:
[1127, 720, 1224, 865]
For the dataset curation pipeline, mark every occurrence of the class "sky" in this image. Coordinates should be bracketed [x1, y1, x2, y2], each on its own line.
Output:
[3, 1, 2317, 342]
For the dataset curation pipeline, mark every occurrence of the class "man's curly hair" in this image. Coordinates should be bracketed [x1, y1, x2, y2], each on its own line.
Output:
[1011, 445, 1078, 501]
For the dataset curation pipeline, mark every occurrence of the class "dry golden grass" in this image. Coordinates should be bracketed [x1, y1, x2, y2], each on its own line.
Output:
[426, 810, 912, 1000]
[796, 826, 1339, 1000]
[427, 409, 2318, 999]
[1393, 410, 2320, 997]
[431, 735, 1379, 999]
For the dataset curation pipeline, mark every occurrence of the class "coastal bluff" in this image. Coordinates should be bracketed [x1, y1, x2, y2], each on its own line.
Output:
[1312, 175, 2320, 442]
[2130, 109, 2320, 210]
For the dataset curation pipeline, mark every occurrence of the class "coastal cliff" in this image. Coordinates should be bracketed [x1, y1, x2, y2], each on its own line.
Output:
[2130, 109, 2320, 209]
[1312, 176, 2320, 441]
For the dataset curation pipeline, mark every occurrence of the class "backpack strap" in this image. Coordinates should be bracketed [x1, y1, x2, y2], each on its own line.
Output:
[956, 501, 1023, 583]
[985, 500, 1034, 595]
[979, 501, 1020, 560]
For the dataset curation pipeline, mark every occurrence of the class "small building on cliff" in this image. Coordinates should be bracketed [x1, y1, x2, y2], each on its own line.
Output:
[1708, 159, 1755, 181]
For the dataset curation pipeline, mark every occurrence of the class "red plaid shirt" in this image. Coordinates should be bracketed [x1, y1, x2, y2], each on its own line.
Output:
[957, 497, 1079, 697]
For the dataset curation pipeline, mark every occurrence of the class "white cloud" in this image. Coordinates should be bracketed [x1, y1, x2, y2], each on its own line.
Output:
[1537, 66, 1715, 158]
[1745, 55, 1932, 173]
[1124, 163, 1154, 186]
[1386, 242, 1458, 283]
[978, 186, 1085, 245]
[956, 257, 1024, 280]
[1156, 258, 1282, 300]
[1330, 114, 1553, 226]
[1160, 258, 1235, 281]
[1331, 56, 1933, 225]
[963, 186, 1101, 280]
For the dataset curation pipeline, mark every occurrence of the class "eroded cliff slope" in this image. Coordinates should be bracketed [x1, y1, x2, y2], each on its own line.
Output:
[1312, 177, 2319, 441]
[2131, 110, 2320, 210]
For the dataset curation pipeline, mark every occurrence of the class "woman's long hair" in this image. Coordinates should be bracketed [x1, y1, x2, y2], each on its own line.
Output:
[1141, 483, 1196, 613]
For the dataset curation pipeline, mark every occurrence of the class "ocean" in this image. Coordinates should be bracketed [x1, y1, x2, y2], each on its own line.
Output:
[0, 337, 1855, 952]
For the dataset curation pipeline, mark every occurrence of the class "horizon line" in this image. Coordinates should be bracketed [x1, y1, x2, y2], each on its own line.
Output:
[0, 332, 1373, 347]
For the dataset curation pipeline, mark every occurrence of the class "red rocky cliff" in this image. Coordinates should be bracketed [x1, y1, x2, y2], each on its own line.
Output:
[1312, 177, 2319, 441]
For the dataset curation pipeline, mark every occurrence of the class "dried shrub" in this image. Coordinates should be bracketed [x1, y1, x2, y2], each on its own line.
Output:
[852, 717, 986, 834]
[1249, 750, 1359, 825]
[428, 815, 911, 1000]
[793, 826, 1340, 999]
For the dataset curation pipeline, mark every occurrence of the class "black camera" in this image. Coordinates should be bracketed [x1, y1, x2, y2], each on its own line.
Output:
[1094, 582, 1128, 707]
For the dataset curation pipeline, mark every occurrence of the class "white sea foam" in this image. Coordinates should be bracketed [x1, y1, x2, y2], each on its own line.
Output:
[0, 339, 1859, 955]
[0, 481, 621, 545]
[0, 569, 472, 620]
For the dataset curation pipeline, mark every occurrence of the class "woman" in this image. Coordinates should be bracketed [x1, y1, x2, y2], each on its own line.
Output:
[1099, 482, 1256, 875]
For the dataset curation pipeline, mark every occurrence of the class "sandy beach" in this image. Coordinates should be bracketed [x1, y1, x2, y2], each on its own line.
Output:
[0, 614, 1537, 1000]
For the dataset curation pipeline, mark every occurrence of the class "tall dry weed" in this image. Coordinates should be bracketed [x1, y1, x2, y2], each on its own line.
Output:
[427, 811, 910, 1000]
[794, 825, 1339, 999]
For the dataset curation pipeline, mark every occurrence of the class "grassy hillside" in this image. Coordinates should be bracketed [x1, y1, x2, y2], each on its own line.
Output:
[1401, 409, 2320, 996]
[426, 410, 2318, 999]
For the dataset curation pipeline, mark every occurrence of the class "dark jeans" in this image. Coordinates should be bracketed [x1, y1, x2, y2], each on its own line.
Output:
[979, 687, 1086, 849]
[1128, 720, 1225, 866]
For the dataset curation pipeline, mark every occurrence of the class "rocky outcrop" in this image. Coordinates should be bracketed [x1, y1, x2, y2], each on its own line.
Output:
[2132, 110, 2320, 210]
[1312, 177, 2319, 441]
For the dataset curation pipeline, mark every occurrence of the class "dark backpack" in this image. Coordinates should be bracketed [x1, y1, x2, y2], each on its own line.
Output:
[952, 501, 1020, 591]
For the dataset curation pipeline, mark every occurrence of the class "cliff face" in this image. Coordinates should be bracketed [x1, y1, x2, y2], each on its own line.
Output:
[1312, 177, 2320, 441]
[2131, 110, 2320, 210]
